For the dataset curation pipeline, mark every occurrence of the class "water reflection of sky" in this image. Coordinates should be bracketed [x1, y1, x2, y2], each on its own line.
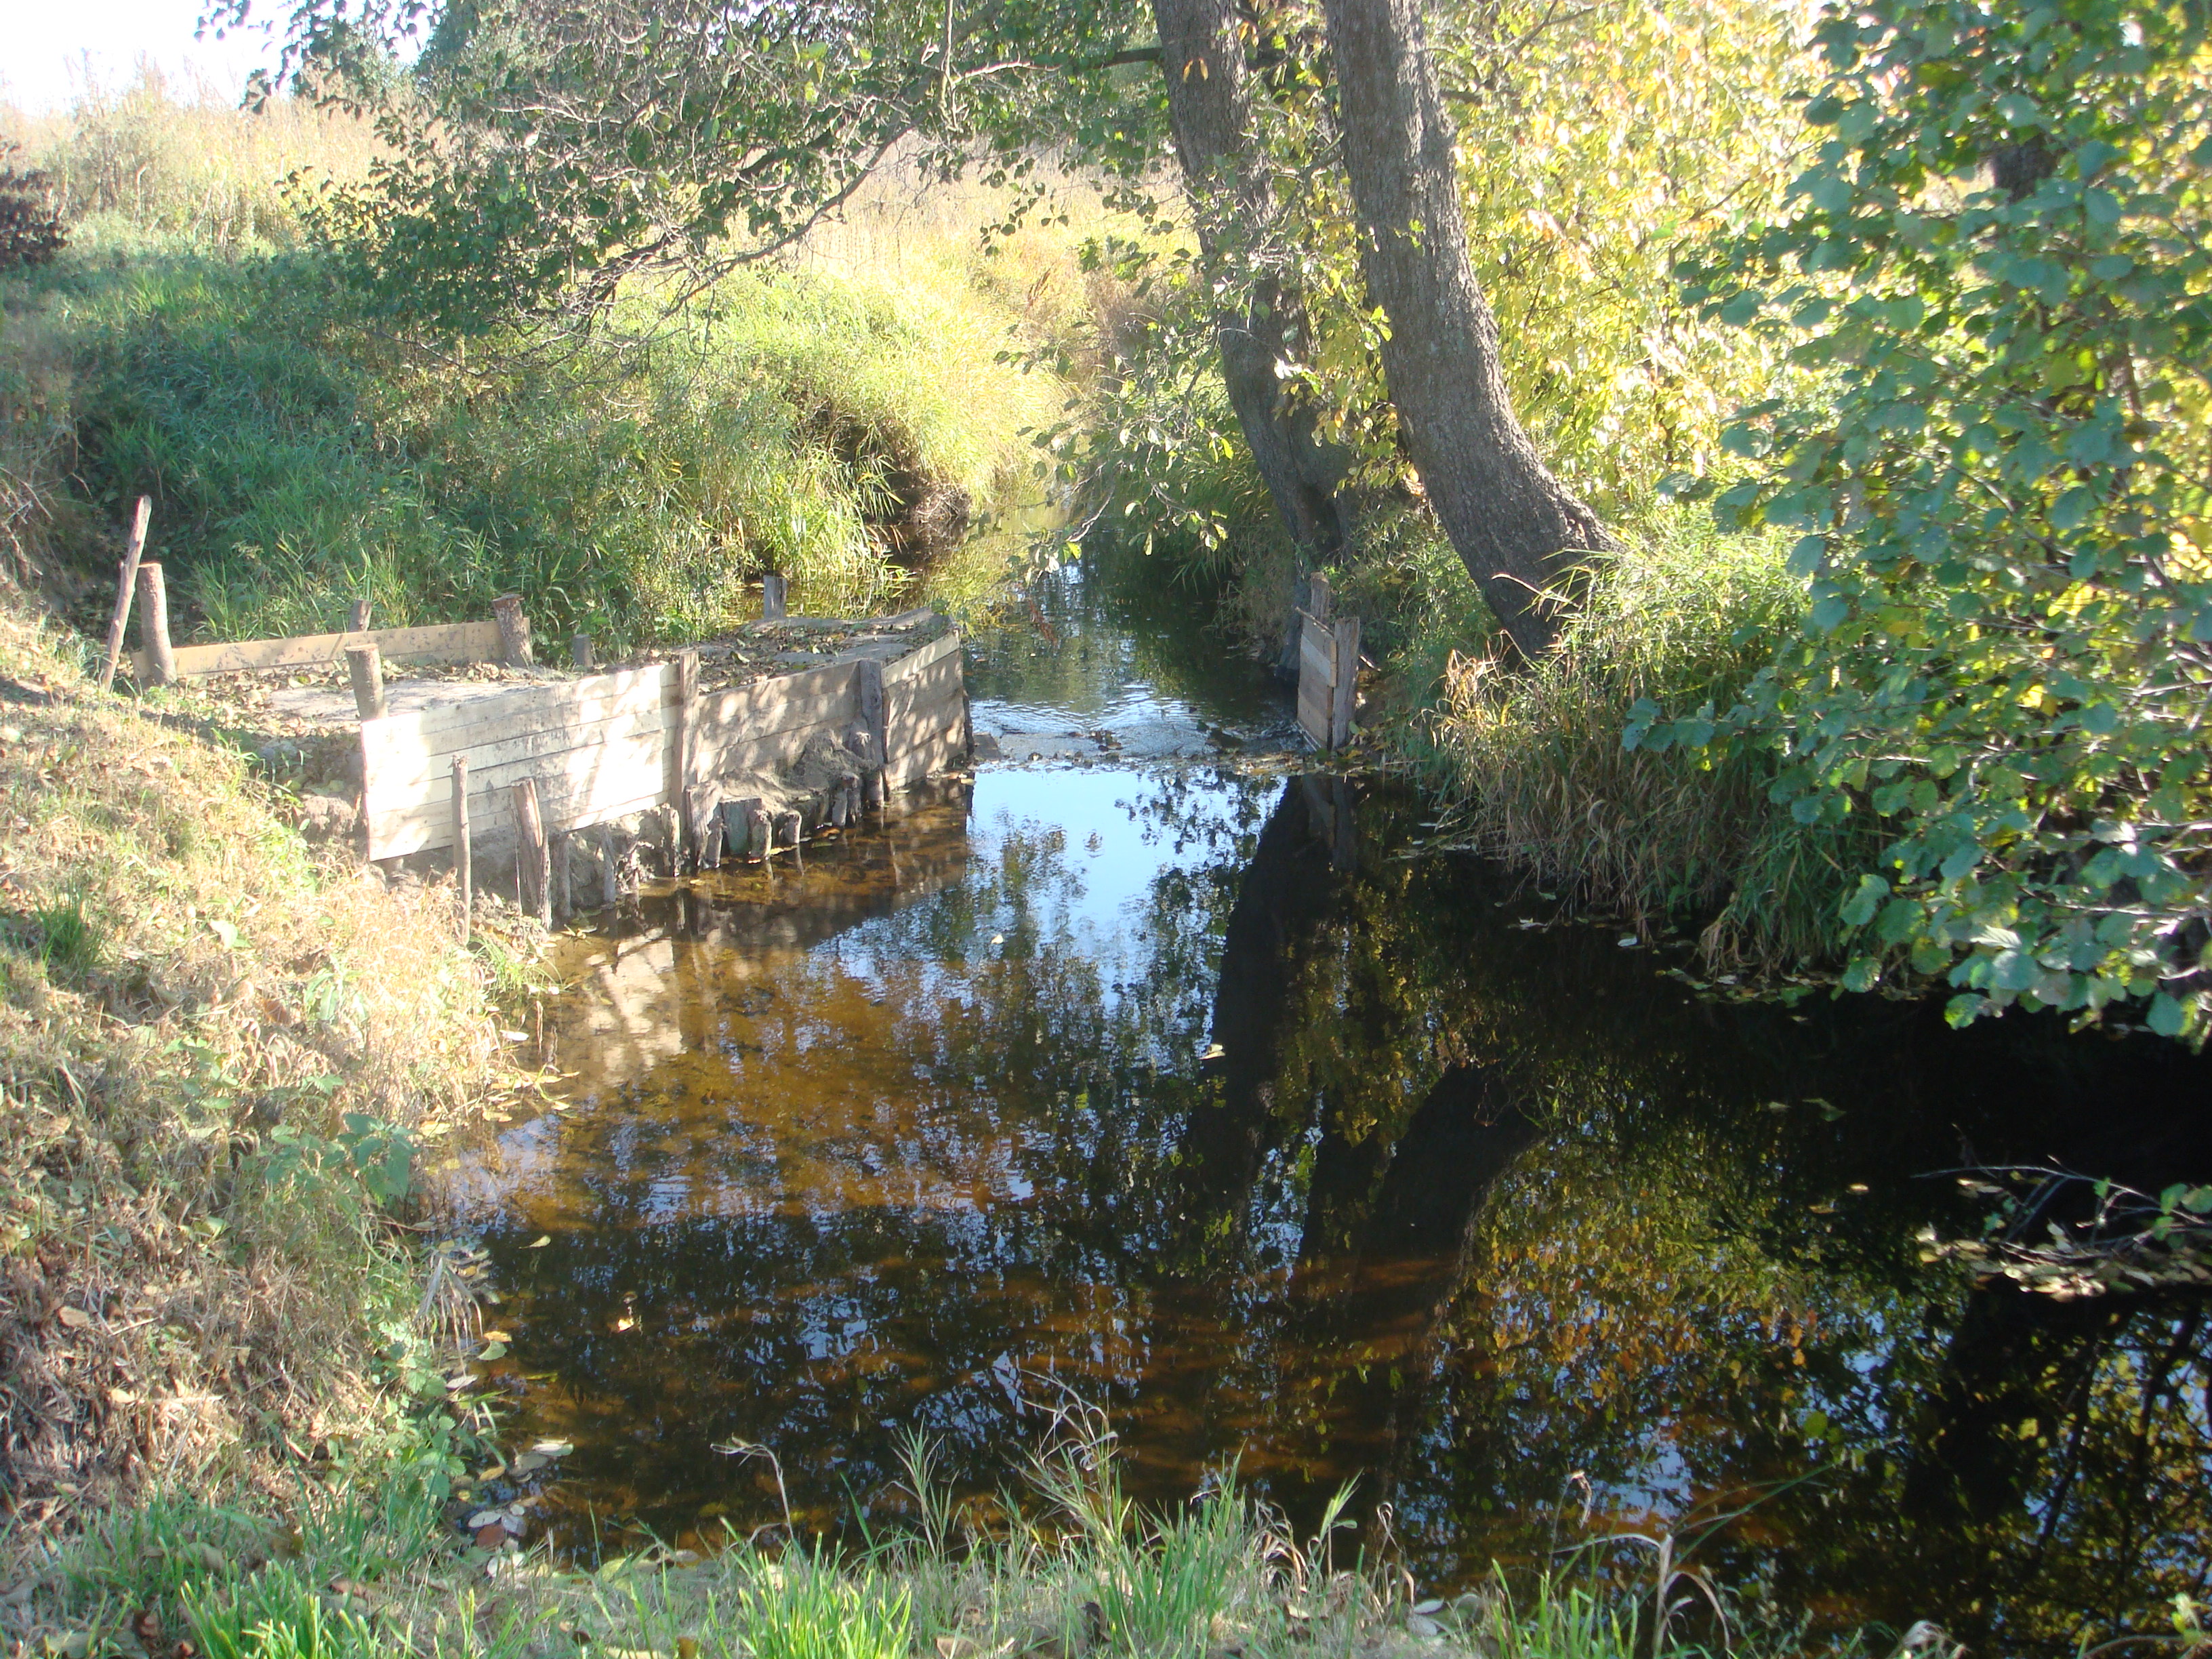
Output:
[431, 560, 2212, 1659]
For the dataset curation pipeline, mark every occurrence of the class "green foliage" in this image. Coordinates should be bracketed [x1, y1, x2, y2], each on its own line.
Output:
[1427, 515, 1864, 962]
[1646, 0, 2212, 1033]
[741, 1551, 912, 1659]
[29, 245, 1058, 645]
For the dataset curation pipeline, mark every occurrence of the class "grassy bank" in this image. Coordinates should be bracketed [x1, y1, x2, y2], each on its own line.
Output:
[0, 600, 516, 1580]
[2, 81, 1091, 657]
[22, 1392, 1804, 1659]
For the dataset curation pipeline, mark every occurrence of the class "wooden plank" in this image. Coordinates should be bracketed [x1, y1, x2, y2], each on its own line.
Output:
[691, 661, 859, 753]
[882, 629, 961, 684]
[1330, 615, 1361, 750]
[369, 740, 670, 857]
[709, 716, 858, 785]
[1298, 677, 1332, 747]
[364, 698, 674, 792]
[1300, 618, 1336, 687]
[137, 619, 504, 681]
[361, 665, 675, 762]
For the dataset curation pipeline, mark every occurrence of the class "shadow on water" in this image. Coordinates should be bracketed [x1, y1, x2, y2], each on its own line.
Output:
[439, 559, 2212, 1656]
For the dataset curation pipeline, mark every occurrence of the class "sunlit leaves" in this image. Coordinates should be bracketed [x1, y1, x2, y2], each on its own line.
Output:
[1657, 0, 2212, 1037]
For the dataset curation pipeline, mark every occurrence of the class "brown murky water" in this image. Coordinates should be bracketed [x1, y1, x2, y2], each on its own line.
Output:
[439, 561, 2212, 1656]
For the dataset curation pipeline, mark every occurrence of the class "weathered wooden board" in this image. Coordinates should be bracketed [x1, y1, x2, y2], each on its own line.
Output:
[1299, 616, 1336, 688]
[136, 619, 504, 682]
[691, 659, 860, 779]
[368, 737, 669, 857]
[1297, 677, 1332, 748]
[884, 629, 961, 684]
[365, 699, 673, 792]
[886, 639, 966, 789]
[365, 665, 676, 764]
[361, 629, 967, 863]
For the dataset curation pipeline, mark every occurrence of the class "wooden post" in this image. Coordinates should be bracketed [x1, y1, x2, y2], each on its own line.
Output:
[492, 594, 534, 667]
[1330, 616, 1361, 751]
[856, 657, 887, 787]
[775, 810, 802, 853]
[674, 648, 700, 859]
[348, 598, 373, 632]
[686, 783, 722, 872]
[762, 573, 787, 620]
[97, 496, 152, 693]
[451, 756, 472, 945]
[512, 777, 550, 926]
[551, 830, 572, 924]
[861, 767, 885, 813]
[745, 804, 771, 861]
[138, 562, 176, 688]
[1308, 572, 1332, 623]
[346, 644, 386, 719]
[597, 825, 621, 906]
[571, 634, 595, 670]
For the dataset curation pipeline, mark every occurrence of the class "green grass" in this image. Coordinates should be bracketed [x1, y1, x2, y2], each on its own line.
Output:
[7, 231, 1069, 655]
[19, 1412, 1826, 1659]
[1397, 512, 1874, 967]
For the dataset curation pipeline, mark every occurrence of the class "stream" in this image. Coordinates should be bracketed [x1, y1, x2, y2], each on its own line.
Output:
[438, 556, 2212, 1654]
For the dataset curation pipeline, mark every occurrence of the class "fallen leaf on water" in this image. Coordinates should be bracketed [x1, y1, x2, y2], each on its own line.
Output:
[478, 1342, 509, 1361]
[527, 1236, 551, 1249]
[510, 1452, 547, 1475]
[1200, 1043, 1224, 1061]
[472, 1524, 505, 1551]
[531, 1439, 574, 1457]
[480, 1330, 513, 1345]
[476, 1463, 506, 1482]
[501, 1030, 530, 1043]
[612, 1316, 636, 1333]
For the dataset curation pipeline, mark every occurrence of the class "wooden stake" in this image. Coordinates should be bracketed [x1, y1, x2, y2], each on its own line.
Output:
[1308, 571, 1332, 623]
[745, 804, 771, 861]
[97, 496, 152, 693]
[674, 647, 700, 856]
[348, 598, 373, 632]
[346, 644, 386, 719]
[856, 657, 886, 777]
[775, 809, 802, 852]
[1330, 615, 1361, 750]
[861, 766, 885, 813]
[551, 830, 571, 924]
[571, 634, 595, 670]
[451, 756, 472, 945]
[492, 593, 534, 667]
[762, 573, 787, 620]
[137, 562, 176, 688]
[512, 777, 550, 925]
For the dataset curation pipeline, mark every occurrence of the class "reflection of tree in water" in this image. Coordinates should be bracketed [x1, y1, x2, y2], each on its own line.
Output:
[477, 770, 2210, 1655]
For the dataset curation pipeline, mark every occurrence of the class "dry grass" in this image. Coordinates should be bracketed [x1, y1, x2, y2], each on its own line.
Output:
[0, 67, 382, 251]
[0, 602, 512, 1563]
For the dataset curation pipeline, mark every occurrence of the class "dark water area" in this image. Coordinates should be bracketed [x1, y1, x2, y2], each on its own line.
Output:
[439, 560, 2212, 1656]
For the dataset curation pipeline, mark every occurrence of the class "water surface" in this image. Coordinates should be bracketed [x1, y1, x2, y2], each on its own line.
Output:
[441, 562, 2212, 1655]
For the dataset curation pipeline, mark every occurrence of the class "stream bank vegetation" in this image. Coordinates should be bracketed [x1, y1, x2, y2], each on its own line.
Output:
[0, 602, 521, 1570]
[22, 1399, 1863, 1659]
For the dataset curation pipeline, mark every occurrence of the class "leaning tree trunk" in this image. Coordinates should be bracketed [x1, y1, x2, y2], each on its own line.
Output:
[1319, 0, 1611, 660]
[1152, 0, 1348, 579]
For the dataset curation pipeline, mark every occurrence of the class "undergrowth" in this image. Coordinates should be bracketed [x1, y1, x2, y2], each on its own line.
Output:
[9, 1400, 1826, 1659]
[0, 602, 512, 1565]
[1404, 516, 1873, 967]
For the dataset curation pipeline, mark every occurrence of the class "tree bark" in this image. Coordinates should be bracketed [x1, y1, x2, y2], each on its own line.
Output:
[1319, 0, 1611, 659]
[1151, 0, 1348, 567]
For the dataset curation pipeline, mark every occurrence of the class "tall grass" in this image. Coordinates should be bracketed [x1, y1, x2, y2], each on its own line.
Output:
[1, 67, 382, 253]
[1411, 514, 1872, 968]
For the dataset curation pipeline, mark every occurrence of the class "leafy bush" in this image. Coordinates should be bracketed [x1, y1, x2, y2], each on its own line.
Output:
[0, 157, 65, 270]
[1648, 0, 2212, 1035]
